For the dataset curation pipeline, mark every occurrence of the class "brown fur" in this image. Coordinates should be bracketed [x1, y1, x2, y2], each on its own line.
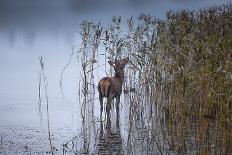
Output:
[98, 77, 122, 98]
[98, 77, 111, 97]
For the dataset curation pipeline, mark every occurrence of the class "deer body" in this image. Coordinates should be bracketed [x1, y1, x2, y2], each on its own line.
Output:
[98, 58, 128, 119]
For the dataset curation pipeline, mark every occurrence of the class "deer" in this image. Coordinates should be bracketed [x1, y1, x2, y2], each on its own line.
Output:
[98, 57, 129, 120]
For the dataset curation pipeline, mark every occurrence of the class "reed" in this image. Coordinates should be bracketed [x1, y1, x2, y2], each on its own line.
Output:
[64, 3, 232, 154]
[38, 56, 54, 155]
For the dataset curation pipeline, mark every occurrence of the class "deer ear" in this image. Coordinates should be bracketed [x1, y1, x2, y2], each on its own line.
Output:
[124, 57, 129, 63]
[122, 57, 129, 66]
[108, 61, 114, 66]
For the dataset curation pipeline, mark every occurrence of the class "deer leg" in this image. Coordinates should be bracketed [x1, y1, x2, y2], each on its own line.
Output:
[116, 96, 120, 127]
[106, 97, 112, 121]
[99, 95, 103, 118]
[99, 117, 103, 137]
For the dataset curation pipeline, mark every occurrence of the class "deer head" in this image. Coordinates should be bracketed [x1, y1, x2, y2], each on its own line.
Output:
[108, 57, 129, 75]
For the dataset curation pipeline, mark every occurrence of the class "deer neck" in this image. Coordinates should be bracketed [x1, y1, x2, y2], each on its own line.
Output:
[114, 70, 124, 84]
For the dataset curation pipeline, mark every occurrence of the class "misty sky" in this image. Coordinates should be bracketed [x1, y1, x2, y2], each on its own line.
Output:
[1, 0, 230, 42]
[0, 0, 230, 100]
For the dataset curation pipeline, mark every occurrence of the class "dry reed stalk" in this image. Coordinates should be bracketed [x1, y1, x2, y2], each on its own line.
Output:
[62, 3, 232, 154]
[39, 56, 54, 155]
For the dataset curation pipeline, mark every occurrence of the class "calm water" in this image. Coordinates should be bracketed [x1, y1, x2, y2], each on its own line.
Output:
[0, 0, 230, 154]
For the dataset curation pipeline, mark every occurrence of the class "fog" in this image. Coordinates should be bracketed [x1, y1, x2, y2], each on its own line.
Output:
[0, 0, 230, 154]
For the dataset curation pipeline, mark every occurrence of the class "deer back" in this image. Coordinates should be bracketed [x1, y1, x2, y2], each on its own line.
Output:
[98, 76, 122, 99]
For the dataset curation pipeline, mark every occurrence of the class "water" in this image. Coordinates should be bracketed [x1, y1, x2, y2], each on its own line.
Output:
[0, 93, 79, 154]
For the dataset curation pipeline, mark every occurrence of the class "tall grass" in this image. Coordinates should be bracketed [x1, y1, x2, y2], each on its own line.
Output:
[65, 3, 232, 154]
[156, 5, 232, 153]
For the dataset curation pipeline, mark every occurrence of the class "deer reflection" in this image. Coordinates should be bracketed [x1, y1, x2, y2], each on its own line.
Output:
[98, 111, 123, 155]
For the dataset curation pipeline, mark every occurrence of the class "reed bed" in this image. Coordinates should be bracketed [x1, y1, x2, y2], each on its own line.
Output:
[64, 3, 232, 154]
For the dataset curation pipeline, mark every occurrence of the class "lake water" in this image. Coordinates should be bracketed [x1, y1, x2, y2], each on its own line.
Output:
[0, 1, 230, 154]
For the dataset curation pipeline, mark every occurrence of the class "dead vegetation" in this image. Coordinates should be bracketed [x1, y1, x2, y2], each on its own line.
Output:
[62, 3, 232, 154]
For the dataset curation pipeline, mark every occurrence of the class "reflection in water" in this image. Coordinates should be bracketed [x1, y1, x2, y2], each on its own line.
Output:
[98, 110, 123, 155]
